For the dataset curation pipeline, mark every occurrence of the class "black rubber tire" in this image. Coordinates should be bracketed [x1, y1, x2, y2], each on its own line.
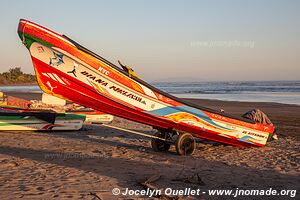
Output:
[175, 133, 196, 155]
[151, 132, 171, 152]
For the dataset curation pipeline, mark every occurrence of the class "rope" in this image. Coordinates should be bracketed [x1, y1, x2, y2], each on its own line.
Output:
[98, 124, 166, 141]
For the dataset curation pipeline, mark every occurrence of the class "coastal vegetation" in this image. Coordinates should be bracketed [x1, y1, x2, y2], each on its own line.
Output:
[0, 67, 36, 85]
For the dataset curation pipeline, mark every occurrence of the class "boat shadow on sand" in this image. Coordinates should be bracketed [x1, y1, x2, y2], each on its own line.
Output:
[0, 126, 299, 199]
[0, 145, 298, 199]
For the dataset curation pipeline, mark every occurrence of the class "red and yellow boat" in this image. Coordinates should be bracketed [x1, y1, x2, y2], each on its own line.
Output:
[18, 19, 275, 155]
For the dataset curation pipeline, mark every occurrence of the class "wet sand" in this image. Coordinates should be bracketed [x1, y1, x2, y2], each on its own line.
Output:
[0, 92, 299, 199]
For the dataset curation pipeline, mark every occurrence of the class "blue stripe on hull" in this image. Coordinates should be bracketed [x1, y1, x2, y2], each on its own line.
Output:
[148, 106, 232, 130]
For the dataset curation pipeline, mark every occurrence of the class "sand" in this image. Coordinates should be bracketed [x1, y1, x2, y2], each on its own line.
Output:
[0, 92, 299, 199]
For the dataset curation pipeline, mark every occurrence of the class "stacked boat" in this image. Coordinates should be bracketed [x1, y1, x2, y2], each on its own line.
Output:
[0, 107, 85, 131]
[0, 92, 113, 131]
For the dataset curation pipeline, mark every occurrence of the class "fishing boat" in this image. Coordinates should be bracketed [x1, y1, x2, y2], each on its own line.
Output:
[18, 19, 275, 155]
[0, 91, 31, 109]
[0, 107, 85, 131]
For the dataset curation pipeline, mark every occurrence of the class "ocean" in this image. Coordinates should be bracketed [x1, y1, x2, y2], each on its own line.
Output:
[153, 81, 300, 105]
[0, 81, 299, 105]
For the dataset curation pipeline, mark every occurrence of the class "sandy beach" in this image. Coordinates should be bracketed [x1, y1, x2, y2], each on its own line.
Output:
[0, 92, 299, 199]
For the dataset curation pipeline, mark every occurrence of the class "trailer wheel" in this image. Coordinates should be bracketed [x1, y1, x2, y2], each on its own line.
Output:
[175, 133, 196, 155]
[151, 132, 171, 152]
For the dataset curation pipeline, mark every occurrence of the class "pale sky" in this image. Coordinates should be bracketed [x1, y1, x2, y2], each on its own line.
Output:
[0, 0, 299, 82]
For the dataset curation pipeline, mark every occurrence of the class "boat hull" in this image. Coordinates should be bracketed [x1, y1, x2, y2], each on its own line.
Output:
[0, 113, 85, 131]
[68, 110, 114, 124]
[18, 19, 275, 146]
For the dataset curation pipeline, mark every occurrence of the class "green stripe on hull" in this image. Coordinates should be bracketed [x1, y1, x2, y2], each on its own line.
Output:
[18, 32, 53, 49]
[0, 122, 44, 126]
